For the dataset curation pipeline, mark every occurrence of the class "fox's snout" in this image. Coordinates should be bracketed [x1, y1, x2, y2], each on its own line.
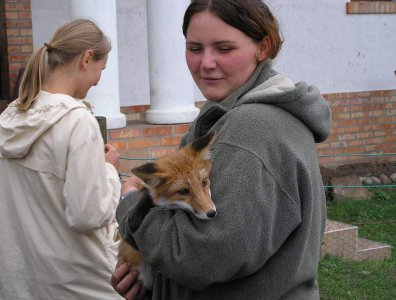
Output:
[157, 195, 217, 220]
[193, 206, 217, 220]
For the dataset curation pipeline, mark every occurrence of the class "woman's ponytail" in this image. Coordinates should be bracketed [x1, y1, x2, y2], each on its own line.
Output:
[16, 45, 47, 110]
[16, 18, 111, 111]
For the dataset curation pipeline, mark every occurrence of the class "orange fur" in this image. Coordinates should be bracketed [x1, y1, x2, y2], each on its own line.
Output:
[118, 132, 216, 289]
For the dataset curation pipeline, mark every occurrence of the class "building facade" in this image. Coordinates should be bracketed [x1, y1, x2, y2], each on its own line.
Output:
[1, 0, 395, 167]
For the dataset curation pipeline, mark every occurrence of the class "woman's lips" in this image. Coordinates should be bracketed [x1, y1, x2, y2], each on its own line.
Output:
[202, 77, 222, 85]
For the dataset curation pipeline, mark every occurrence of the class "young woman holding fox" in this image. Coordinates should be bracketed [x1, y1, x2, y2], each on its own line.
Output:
[112, 0, 332, 299]
[0, 19, 123, 299]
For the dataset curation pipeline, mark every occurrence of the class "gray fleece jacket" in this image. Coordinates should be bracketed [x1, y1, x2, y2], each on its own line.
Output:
[117, 60, 332, 300]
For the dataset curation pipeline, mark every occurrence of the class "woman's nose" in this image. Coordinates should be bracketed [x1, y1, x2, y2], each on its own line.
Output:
[201, 51, 216, 70]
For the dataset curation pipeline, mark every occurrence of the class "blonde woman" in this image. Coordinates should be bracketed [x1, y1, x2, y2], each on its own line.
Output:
[0, 19, 123, 299]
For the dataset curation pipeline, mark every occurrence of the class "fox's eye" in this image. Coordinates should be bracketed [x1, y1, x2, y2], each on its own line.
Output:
[177, 188, 189, 196]
[202, 178, 208, 187]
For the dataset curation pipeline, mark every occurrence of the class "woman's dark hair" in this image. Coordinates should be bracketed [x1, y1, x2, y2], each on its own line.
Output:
[182, 0, 282, 59]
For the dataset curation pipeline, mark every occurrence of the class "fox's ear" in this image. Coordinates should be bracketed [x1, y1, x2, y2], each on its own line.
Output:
[191, 131, 215, 153]
[131, 162, 163, 187]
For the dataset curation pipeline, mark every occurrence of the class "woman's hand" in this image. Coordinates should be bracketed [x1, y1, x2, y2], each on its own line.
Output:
[104, 143, 120, 170]
[111, 262, 147, 300]
[121, 175, 144, 195]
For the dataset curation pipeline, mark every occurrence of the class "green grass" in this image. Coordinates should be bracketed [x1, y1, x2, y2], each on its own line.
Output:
[318, 189, 396, 300]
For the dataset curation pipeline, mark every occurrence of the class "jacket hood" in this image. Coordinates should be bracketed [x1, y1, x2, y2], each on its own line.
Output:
[0, 91, 87, 158]
[193, 60, 332, 143]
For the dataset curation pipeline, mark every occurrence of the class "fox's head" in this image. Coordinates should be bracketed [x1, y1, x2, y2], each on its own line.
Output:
[131, 132, 217, 220]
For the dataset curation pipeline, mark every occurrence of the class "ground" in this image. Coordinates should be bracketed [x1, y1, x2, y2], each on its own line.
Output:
[320, 161, 396, 186]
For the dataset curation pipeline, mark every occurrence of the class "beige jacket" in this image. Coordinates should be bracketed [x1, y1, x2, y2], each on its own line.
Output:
[0, 91, 122, 299]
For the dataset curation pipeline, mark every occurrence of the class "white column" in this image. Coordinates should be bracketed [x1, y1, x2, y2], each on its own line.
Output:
[70, 0, 126, 129]
[145, 0, 199, 124]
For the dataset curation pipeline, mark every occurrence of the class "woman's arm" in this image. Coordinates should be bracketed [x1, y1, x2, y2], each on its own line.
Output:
[63, 112, 121, 233]
[119, 144, 301, 290]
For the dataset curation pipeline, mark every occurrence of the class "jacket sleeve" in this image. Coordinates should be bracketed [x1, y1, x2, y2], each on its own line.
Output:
[63, 111, 121, 233]
[120, 143, 301, 291]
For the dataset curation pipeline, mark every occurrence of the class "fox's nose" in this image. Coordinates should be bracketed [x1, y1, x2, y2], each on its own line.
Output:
[206, 209, 217, 219]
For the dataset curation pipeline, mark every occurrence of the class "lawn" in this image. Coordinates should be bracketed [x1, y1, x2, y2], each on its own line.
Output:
[318, 189, 396, 300]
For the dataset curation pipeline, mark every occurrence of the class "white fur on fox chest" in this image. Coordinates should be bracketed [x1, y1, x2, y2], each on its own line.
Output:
[138, 263, 154, 289]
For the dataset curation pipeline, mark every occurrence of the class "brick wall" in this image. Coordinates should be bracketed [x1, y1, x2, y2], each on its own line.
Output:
[347, 0, 396, 14]
[110, 89, 396, 172]
[319, 89, 396, 166]
[109, 122, 191, 174]
[0, 0, 32, 103]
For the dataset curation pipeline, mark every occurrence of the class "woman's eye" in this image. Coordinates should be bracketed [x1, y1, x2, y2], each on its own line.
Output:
[188, 47, 202, 53]
[218, 47, 232, 53]
[177, 188, 189, 196]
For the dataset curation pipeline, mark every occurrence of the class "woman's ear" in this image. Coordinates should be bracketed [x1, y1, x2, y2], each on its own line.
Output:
[256, 36, 271, 62]
[81, 50, 94, 70]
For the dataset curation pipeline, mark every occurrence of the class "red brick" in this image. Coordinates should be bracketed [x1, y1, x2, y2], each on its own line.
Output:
[356, 132, 373, 139]
[109, 128, 142, 139]
[7, 45, 21, 53]
[9, 54, 30, 62]
[316, 143, 330, 150]
[384, 136, 396, 143]
[143, 126, 173, 137]
[18, 11, 31, 19]
[109, 141, 127, 150]
[6, 28, 19, 36]
[350, 111, 368, 119]
[127, 138, 159, 149]
[333, 113, 350, 120]
[21, 44, 33, 53]
[337, 133, 356, 141]
[150, 148, 177, 158]
[347, 1, 396, 14]
[330, 141, 348, 149]
[386, 109, 396, 116]
[376, 143, 396, 152]
[174, 124, 191, 134]
[161, 136, 181, 146]
[374, 130, 390, 137]
[5, 19, 32, 28]
[20, 28, 32, 36]
[368, 110, 385, 117]
[369, 96, 387, 103]
[121, 105, 149, 114]
[367, 137, 385, 144]
[4, 3, 30, 11]
[8, 63, 22, 72]
[7, 36, 32, 45]
[331, 106, 349, 114]
[5, 11, 18, 19]
[348, 139, 366, 147]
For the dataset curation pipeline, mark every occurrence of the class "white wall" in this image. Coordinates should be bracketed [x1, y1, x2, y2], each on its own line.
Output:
[270, 0, 396, 94]
[32, 0, 396, 106]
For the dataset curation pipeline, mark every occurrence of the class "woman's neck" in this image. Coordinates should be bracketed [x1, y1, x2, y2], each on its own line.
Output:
[41, 65, 79, 98]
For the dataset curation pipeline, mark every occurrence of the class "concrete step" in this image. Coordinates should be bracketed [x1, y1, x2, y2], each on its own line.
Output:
[356, 237, 392, 261]
[322, 220, 359, 260]
[322, 220, 392, 261]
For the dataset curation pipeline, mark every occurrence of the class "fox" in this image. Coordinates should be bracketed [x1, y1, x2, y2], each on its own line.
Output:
[118, 132, 217, 289]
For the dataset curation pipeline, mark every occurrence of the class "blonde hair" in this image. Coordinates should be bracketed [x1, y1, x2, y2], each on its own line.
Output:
[17, 18, 111, 110]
